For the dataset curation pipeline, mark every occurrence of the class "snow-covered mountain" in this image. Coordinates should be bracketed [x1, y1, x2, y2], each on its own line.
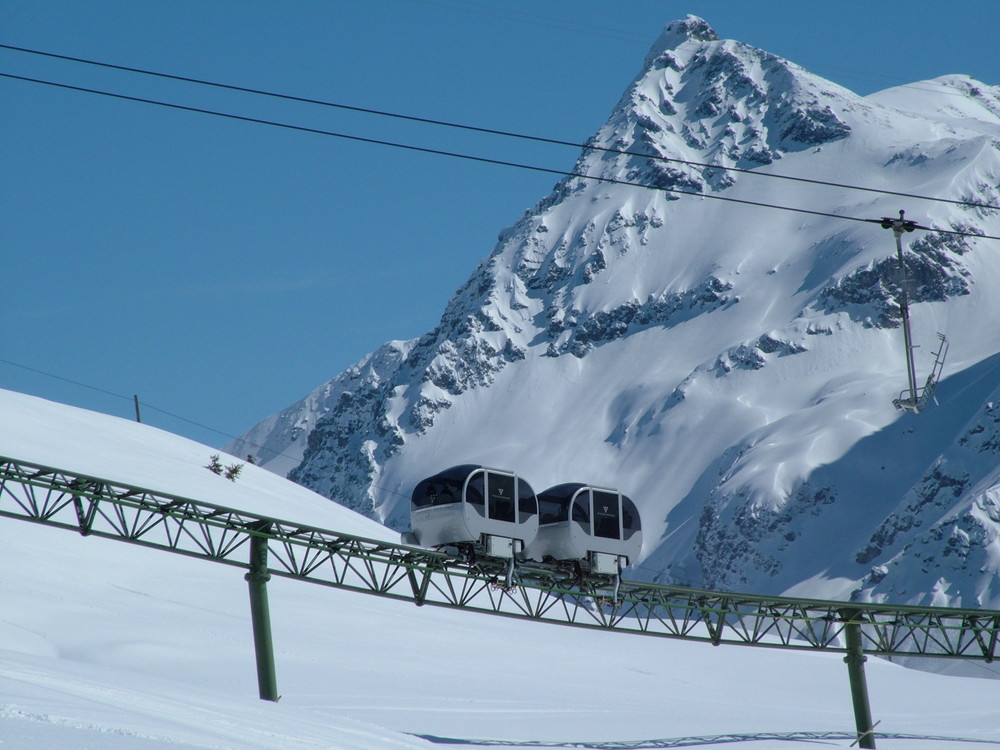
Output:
[230, 16, 1000, 609]
[6, 386, 1000, 748]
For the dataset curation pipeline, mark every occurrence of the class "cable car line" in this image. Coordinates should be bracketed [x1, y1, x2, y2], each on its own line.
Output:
[3, 42, 999, 212]
[3, 71, 999, 243]
[2, 450, 999, 741]
[2, 451, 999, 665]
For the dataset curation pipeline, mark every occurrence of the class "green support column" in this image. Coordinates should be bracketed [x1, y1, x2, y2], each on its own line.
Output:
[843, 611, 876, 749]
[246, 523, 279, 702]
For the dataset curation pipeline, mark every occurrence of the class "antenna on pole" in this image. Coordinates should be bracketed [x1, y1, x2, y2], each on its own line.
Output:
[875, 210, 949, 414]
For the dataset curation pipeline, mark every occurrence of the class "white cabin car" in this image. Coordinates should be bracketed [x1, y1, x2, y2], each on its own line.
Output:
[407, 465, 538, 558]
[525, 483, 641, 575]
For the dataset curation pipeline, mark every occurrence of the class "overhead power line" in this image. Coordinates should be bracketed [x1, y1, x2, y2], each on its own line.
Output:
[0, 355, 415, 499]
[2, 43, 999, 212]
[3, 71, 999, 243]
[0, 356, 236, 441]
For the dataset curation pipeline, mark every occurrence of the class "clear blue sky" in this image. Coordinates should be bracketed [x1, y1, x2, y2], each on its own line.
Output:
[2, 0, 998, 450]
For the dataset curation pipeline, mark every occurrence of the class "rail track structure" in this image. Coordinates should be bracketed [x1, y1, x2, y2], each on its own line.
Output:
[3, 454, 999, 748]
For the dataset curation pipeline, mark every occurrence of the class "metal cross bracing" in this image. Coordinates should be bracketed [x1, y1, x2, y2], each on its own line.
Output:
[2, 453, 999, 662]
[7, 454, 1000, 747]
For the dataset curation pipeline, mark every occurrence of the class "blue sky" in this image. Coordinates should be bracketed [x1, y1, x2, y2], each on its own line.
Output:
[2, 0, 998, 450]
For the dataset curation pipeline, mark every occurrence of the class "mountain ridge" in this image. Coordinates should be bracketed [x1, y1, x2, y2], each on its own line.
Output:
[229, 16, 1000, 609]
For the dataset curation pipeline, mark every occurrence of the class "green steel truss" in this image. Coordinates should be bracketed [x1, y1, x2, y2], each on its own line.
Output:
[2, 454, 999, 661]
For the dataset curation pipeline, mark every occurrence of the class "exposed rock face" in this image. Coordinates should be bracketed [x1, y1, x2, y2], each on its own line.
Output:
[852, 395, 1000, 607]
[818, 230, 972, 328]
[543, 277, 737, 358]
[230, 16, 1000, 608]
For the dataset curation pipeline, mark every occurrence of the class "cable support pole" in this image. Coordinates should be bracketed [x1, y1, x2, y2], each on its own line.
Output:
[873, 210, 955, 414]
[842, 609, 877, 749]
[3, 72, 1000, 243]
[2, 42, 999, 212]
[894, 216, 919, 405]
[245, 520, 279, 701]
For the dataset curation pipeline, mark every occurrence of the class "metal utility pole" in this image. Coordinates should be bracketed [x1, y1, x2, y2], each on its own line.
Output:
[877, 210, 948, 414]
[881, 210, 918, 411]
[246, 521, 279, 701]
[842, 609, 876, 749]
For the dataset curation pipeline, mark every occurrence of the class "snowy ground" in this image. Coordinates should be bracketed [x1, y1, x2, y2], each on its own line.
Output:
[2, 388, 1000, 749]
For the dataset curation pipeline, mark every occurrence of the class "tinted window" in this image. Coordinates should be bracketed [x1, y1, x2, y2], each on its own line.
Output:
[593, 490, 620, 539]
[412, 479, 461, 508]
[538, 495, 567, 525]
[465, 471, 485, 506]
[572, 495, 590, 525]
[487, 471, 516, 522]
[517, 479, 537, 516]
[412, 479, 434, 508]
[622, 496, 640, 532]
[432, 481, 460, 506]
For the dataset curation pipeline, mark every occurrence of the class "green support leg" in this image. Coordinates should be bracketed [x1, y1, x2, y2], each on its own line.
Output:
[843, 615, 876, 749]
[246, 528, 279, 702]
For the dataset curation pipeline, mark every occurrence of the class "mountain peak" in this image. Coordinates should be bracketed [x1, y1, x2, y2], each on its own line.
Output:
[641, 15, 718, 69]
[593, 15, 860, 197]
[663, 15, 718, 44]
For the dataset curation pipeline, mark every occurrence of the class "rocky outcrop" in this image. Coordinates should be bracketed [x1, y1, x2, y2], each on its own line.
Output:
[817, 231, 972, 327]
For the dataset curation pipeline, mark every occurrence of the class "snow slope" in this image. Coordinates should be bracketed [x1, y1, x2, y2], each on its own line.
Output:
[4, 386, 1000, 749]
[229, 16, 1000, 610]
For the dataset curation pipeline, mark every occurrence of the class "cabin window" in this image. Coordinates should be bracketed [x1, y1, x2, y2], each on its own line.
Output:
[572, 496, 590, 525]
[622, 496, 640, 532]
[487, 471, 516, 522]
[466, 472, 485, 507]
[538, 495, 565, 525]
[413, 480, 461, 508]
[593, 490, 621, 539]
[517, 478, 538, 516]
